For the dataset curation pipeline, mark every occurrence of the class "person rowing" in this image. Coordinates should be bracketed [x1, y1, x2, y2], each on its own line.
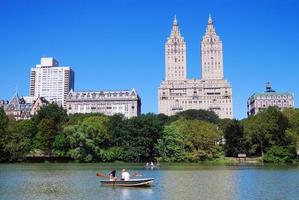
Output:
[121, 169, 130, 181]
[109, 170, 117, 181]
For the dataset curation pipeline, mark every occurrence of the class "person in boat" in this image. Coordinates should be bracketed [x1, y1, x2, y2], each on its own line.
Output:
[109, 170, 117, 181]
[121, 169, 130, 181]
[156, 160, 160, 167]
[150, 161, 154, 167]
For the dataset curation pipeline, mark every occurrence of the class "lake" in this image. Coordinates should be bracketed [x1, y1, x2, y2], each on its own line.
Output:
[1, 163, 299, 200]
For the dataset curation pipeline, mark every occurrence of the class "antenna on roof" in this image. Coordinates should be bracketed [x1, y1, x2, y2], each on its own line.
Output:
[15, 79, 19, 96]
[266, 82, 275, 93]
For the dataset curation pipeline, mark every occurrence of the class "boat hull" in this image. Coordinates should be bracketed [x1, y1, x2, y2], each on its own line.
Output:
[100, 178, 154, 187]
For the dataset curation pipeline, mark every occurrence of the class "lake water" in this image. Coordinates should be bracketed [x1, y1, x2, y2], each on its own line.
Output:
[1, 163, 299, 200]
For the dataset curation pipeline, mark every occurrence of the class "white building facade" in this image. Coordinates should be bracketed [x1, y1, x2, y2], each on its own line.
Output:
[65, 89, 141, 118]
[29, 57, 74, 106]
[158, 16, 233, 119]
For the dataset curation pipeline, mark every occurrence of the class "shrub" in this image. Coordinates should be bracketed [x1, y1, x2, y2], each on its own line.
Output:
[263, 146, 292, 163]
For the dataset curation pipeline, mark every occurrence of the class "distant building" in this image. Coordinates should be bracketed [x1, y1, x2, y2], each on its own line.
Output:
[0, 100, 7, 108]
[158, 15, 233, 119]
[30, 97, 49, 116]
[29, 57, 74, 106]
[65, 89, 141, 118]
[4, 94, 49, 120]
[23, 96, 36, 104]
[4, 94, 32, 120]
[247, 82, 294, 116]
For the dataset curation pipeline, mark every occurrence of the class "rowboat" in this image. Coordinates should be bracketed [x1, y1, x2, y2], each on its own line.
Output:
[100, 178, 154, 187]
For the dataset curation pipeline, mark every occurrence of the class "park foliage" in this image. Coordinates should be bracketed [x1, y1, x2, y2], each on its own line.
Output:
[0, 104, 298, 163]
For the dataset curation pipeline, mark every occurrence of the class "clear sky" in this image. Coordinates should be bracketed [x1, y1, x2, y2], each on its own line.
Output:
[0, 0, 298, 119]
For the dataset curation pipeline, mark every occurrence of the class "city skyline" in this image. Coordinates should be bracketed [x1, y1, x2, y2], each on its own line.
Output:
[0, 0, 298, 119]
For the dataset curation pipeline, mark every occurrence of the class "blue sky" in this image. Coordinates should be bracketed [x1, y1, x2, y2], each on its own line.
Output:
[0, 0, 298, 119]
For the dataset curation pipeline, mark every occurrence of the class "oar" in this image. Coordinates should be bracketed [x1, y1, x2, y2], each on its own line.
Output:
[96, 172, 109, 178]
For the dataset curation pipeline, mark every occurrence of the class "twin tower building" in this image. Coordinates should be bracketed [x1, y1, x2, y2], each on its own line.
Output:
[158, 15, 233, 119]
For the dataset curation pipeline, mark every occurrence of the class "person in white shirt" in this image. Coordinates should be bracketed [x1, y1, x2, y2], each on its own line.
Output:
[121, 169, 130, 181]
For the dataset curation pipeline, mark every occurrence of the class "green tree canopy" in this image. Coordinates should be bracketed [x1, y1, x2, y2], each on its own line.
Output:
[283, 108, 299, 136]
[0, 108, 9, 161]
[244, 107, 290, 157]
[223, 119, 247, 157]
[123, 113, 164, 162]
[171, 109, 220, 124]
[3, 120, 36, 161]
[157, 124, 185, 162]
[35, 118, 57, 155]
[82, 115, 110, 146]
[32, 103, 68, 125]
[172, 119, 223, 161]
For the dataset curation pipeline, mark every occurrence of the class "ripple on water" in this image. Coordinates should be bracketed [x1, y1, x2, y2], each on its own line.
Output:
[1, 163, 299, 200]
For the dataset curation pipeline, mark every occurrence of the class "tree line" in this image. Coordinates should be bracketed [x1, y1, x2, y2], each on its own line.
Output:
[0, 104, 298, 163]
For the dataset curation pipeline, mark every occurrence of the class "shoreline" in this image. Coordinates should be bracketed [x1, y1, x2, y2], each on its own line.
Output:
[2, 156, 298, 165]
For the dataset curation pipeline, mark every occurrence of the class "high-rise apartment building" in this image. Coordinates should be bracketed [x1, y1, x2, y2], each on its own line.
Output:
[29, 57, 74, 106]
[158, 15, 233, 119]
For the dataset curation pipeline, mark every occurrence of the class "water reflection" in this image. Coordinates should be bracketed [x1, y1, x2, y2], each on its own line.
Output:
[159, 169, 238, 200]
[100, 187, 153, 200]
[235, 166, 299, 199]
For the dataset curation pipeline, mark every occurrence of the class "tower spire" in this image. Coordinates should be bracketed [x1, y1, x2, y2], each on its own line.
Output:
[173, 15, 178, 26]
[208, 13, 213, 25]
[15, 81, 18, 96]
[205, 13, 216, 35]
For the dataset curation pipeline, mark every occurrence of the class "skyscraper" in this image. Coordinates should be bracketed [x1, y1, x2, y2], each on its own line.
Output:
[158, 15, 233, 119]
[165, 16, 187, 81]
[29, 57, 74, 106]
[201, 14, 224, 80]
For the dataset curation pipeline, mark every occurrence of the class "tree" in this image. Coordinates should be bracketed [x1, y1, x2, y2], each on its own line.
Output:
[0, 107, 8, 131]
[63, 124, 97, 162]
[31, 103, 68, 156]
[82, 115, 110, 147]
[123, 113, 164, 162]
[32, 103, 68, 125]
[3, 120, 35, 161]
[263, 146, 293, 163]
[61, 115, 112, 162]
[244, 107, 291, 157]
[35, 118, 57, 155]
[53, 133, 67, 157]
[283, 108, 299, 147]
[223, 119, 247, 157]
[0, 108, 9, 162]
[157, 125, 185, 162]
[283, 108, 299, 130]
[173, 119, 223, 161]
[171, 109, 220, 124]
[107, 114, 127, 147]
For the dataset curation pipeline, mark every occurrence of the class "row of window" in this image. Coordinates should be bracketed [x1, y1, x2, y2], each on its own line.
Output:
[256, 95, 293, 100]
